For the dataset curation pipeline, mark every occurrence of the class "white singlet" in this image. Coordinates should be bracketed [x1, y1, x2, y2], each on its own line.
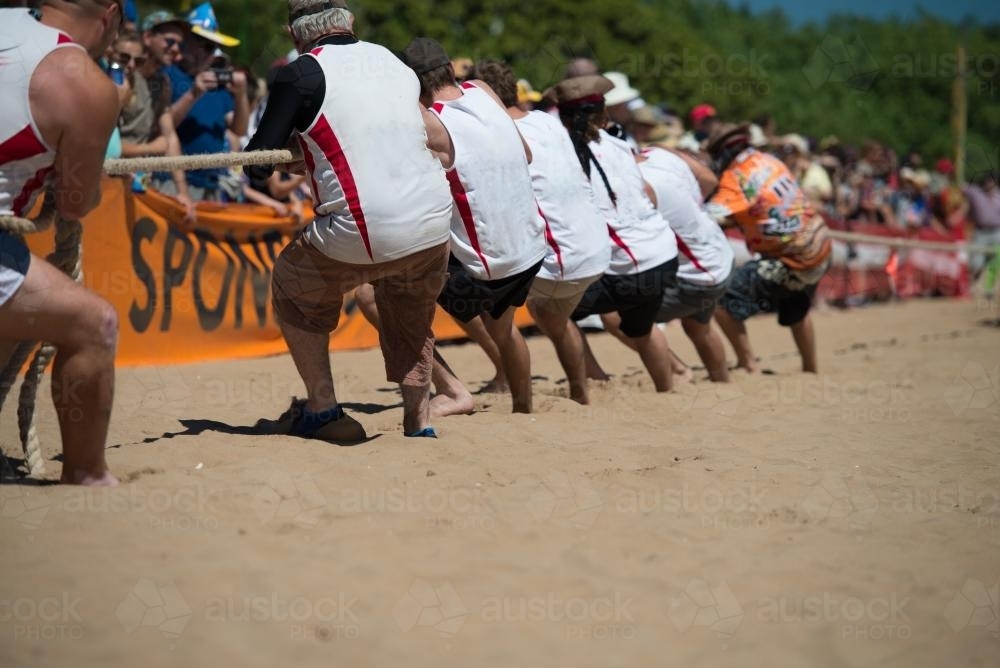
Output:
[638, 147, 733, 286]
[432, 82, 545, 280]
[586, 130, 677, 275]
[514, 110, 610, 282]
[298, 41, 453, 264]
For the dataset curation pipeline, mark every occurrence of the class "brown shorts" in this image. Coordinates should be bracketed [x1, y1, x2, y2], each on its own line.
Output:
[272, 235, 448, 387]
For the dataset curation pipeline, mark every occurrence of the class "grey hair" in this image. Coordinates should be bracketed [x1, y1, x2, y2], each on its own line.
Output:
[288, 1, 354, 46]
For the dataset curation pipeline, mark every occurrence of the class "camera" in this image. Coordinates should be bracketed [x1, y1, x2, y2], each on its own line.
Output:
[211, 67, 233, 87]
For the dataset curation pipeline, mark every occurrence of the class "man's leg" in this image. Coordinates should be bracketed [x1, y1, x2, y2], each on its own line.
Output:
[354, 282, 380, 327]
[279, 321, 339, 412]
[528, 299, 590, 404]
[358, 282, 474, 418]
[482, 308, 532, 413]
[579, 325, 611, 381]
[429, 350, 475, 417]
[270, 237, 366, 442]
[715, 305, 756, 373]
[599, 311, 638, 352]
[0, 258, 118, 486]
[454, 316, 508, 393]
[790, 314, 818, 374]
[682, 317, 732, 382]
[631, 325, 674, 392]
[601, 312, 690, 380]
[372, 245, 449, 435]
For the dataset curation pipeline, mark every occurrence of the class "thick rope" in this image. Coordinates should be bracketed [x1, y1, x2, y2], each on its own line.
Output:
[827, 229, 996, 254]
[103, 149, 295, 176]
[16, 219, 82, 477]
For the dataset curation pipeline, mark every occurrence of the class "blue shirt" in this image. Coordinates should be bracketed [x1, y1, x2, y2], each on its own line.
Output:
[165, 65, 235, 190]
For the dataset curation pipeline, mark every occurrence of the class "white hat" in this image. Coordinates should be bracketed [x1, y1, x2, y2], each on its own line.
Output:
[781, 134, 809, 155]
[603, 71, 640, 107]
[748, 124, 768, 148]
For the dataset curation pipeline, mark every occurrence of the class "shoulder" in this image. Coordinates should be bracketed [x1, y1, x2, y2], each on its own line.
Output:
[36, 48, 117, 114]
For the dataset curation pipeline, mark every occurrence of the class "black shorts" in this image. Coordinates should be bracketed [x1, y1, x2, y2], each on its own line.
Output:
[0, 230, 31, 308]
[720, 258, 826, 327]
[571, 258, 679, 338]
[437, 255, 543, 323]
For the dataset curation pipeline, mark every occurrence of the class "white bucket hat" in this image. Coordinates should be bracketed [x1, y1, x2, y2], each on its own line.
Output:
[603, 71, 640, 107]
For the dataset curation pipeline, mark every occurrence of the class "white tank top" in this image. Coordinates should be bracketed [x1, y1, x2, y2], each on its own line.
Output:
[638, 147, 734, 286]
[432, 83, 546, 280]
[587, 131, 677, 275]
[0, 9, 85, 217]
[515, 111, 610, 282]
[299, 41, 453, 264]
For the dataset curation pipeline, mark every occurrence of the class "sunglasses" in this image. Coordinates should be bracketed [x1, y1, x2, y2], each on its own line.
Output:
[162, 37, 184, 49]
[114, 52, 147, 67]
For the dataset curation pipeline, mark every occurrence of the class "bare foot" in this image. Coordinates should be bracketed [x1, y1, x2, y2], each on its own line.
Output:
[430, 392, 475, 417]
[477, 377, 509, 394]
[586, 370, 611, 381]
[61, 469, 118, 487]
[674, 366, 695, 384]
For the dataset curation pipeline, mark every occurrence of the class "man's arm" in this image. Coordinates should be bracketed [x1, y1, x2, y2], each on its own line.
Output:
[169, 70, 217, 126]
[421, 105, 455, 170]
[667, 147, 719, 200]
[227, 71, 250, 137]
[244, 58, 325, 187]
[30, 48, 119, 219]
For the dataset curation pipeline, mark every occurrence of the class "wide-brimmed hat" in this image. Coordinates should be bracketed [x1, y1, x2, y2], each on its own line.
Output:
[602, 71, 640, 107]
[187, 2, 240, 48]
[706, 122, 751, 156]
[544, 74, 614, 107]
[402, 38, 451, 75]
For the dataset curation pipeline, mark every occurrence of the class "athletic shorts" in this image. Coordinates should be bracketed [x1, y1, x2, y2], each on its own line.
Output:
[571, 258, 679, 338]
[0, 231, 31, 308]
[528, 274, 602, 319]
[437, 254, 543, 323]
[272, 234, 448, 387]
[657, 274, 731, 325]
[720, 257, 829, 327]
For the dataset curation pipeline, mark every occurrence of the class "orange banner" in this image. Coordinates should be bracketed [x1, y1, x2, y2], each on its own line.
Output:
[26, 178, 533, 366]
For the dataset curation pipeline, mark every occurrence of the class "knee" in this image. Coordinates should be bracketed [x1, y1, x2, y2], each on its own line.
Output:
[71, 298, 118, 353]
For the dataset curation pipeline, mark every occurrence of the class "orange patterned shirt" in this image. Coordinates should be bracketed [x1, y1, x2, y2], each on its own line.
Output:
[708, 149, 831, 271]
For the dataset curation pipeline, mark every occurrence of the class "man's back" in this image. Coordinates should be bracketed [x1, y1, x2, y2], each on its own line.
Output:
[432, 82, 545, 281]
[587, 130, 676, 276]
[515, 110, 610, 282]
[709, 148, 831, 271]
[639, 147, 733, 286]
[299, 40, 452, 264]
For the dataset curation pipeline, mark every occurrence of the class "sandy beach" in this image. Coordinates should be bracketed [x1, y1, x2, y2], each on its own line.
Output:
[1, 298, 998, 667]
